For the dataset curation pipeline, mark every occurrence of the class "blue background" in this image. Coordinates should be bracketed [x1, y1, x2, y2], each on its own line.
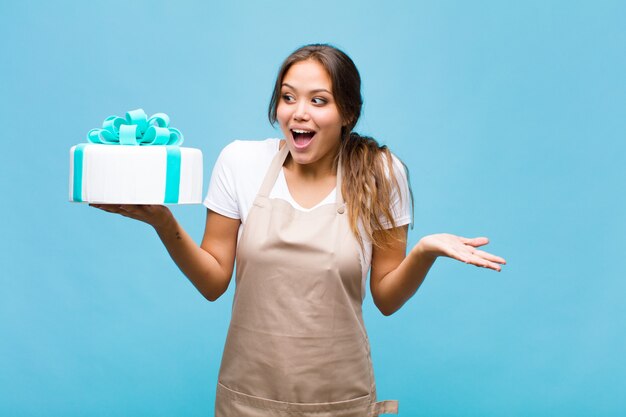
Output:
[1, 1, 624, 415]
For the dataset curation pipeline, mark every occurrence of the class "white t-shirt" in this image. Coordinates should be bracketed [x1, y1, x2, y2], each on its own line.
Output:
[203, 139, 412, 281]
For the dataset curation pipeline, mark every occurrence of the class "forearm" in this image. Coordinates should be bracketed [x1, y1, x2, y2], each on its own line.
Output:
[154, 214, 231, 301]
[374, 240, 436, 316]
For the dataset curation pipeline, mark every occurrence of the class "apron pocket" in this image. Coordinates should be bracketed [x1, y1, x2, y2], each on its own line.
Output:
[216, 382, 397, 416]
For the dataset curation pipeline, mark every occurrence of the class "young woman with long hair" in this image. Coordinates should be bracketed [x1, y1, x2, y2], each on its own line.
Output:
[93, 43, 506, 416]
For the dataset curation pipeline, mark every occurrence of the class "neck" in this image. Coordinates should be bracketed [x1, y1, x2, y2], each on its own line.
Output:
[283, 147, 339, 180]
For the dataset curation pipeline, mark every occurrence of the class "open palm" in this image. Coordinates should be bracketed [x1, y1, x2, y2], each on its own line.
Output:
[417, 234, 506, 271]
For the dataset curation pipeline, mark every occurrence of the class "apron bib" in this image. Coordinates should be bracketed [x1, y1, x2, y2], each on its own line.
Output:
[216, 144, 398, 416]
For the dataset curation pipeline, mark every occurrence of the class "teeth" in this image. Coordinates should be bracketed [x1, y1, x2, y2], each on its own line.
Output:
[292, 129, 313, 134]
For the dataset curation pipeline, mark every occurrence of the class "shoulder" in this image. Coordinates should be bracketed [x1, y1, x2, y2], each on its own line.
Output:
[386, 151, 410, 196]
[376, 149, 408, 183]
[379, 149, 412, 226]
[205, 139, 282, 219]
[391, 153, 409, 181]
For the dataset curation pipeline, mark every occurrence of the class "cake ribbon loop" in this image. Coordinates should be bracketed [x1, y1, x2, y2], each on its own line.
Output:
[73, 109, 185, 204]
[86, 109, 184, 146]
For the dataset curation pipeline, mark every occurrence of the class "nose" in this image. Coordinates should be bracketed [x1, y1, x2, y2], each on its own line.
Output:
[293, 101, 310, 121]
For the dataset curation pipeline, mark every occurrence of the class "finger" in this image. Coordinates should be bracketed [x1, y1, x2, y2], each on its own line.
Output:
[90, 204, 140, 219]
[452, 247, 502, 271]
[91, 203, 120, 208]
[117, 205, 136, 215]
[118, 205, 148, 216]
[118, 204, 140, 211]
[117, 211, 141, 220]
[473, 249, 507, 265]
[466, 254, 503, 272]
[93, 205, 122, 214]
[449, 248, 479, 265]
[91, 203, 121, 210]
[118, 205, 156, 222]
[461, 236, 490, 247]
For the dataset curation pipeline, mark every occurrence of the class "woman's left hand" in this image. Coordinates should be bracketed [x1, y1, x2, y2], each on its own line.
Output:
[413, 234, 506, 272]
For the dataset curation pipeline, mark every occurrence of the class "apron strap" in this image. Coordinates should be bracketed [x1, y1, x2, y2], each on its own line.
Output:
[335, 152, 345, 211]
[370, 399, 399, 415]
[258, 142, 290, 198]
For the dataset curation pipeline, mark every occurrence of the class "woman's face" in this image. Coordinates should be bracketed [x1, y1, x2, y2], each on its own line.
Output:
[277, 59, 344, 170]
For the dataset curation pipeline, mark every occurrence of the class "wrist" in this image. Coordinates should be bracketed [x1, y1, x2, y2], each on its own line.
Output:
[152, 207, 176, 233]
[412, 237, 439, 261]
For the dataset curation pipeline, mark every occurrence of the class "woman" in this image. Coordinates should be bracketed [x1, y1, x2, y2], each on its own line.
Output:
[93, 44, 506, 416]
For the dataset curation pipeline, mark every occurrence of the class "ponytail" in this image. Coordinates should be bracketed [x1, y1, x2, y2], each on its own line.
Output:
[340, 132, 412, 249]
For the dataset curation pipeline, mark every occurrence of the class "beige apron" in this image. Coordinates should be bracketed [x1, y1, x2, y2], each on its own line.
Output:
[215, 144, 398, 416]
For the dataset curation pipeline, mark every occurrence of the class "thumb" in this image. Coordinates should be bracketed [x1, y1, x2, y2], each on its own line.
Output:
[461, 236, 490, 247]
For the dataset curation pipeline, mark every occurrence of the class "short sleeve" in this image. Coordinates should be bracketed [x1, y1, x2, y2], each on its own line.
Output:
[379, 153, 413, 229]
[203, 142, 241, 219]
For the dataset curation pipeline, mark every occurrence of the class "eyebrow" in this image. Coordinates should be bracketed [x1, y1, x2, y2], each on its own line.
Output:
[281, 83, 332, 94]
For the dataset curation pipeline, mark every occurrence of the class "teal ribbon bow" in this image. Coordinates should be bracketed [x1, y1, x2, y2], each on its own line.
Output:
[86, 108, 184, 146]
[73, 109, 184, 204]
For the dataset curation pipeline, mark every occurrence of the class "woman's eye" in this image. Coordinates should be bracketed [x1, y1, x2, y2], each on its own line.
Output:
[312, 97, 327, 105]
[281, 94, 295, 103]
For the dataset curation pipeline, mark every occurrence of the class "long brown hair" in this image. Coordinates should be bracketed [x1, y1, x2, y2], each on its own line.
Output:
[269, 44, 412, 248]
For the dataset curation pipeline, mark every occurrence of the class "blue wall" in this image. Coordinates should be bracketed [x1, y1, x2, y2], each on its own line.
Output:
[1, 1, 624, 415]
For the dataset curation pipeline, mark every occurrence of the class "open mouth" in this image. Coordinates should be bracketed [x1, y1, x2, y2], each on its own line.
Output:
[291, 129, 316, 149]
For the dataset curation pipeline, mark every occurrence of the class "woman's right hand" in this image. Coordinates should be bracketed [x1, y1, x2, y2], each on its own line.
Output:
[89, 204, 173, 230]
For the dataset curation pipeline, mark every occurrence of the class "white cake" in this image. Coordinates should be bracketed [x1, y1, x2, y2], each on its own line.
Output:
[69, 144, 203, 204]
[69, 109, 203, 204]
